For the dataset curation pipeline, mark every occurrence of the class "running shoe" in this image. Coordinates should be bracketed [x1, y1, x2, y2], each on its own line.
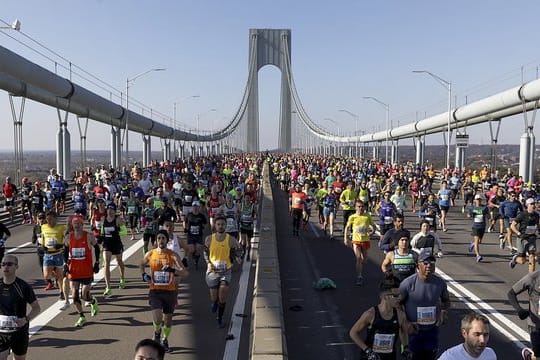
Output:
[476, 255, 483, 263]
[75, 316, 86, 327]
[119, 278, 126, 289]
[59, 292, 65, 301]
[45, 282, 54, 291]
[59, 301, 70, 311]
[499, 235, 506, 250]
[90, 298, 99, 317]
[509, 254, 518, 269]
[216, 317, 224, 329]
[153, 330, 161, 343]
[103, 287, 112, 296]
[210, 302, 218, 314]
[130, 236, 135, 241]
[162, 339, 170, 352]
[522, 347, 534, 360]
[468, 243, 474, 253]
[443, 228, 448, 232]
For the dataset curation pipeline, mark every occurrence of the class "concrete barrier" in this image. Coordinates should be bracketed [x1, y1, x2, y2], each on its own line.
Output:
[250, 162, 287, 359]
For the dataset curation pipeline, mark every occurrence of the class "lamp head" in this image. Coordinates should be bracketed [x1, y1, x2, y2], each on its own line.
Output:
[11, 19, 21, 31]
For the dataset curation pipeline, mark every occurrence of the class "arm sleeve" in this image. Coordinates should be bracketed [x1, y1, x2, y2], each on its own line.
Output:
[94, 244, 101, 262]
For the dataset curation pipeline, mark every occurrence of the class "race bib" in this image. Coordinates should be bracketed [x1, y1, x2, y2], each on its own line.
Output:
[526, 225, 537, 235]
[152, 271, 171, 285]
[474, 214, 484, 223]
[71, 247, 86, 260]
[440, 194, 449, 201]
[22, 194, 29, 201]
[241, 214, 252, 222]
[212, 207, 220, 215]
[354, 225, 367, 235]
[127, 206, 137, 214]
[190, 225, 200, 235]
[213, 260, 227, 272]
[5, 197, 12, 202]
[95, 220, 103, 229]
[384, 216, 393, 225]
[294, 198, 302, 204]
[417, 306, 436, 325]
[184, 195, 192, 202]
[372, 333, 395, 354]
[0, 315, 18, 333]
[425, 217, 434, 225]
[226, 218, 237, 232]
[46, 237, 57, 247]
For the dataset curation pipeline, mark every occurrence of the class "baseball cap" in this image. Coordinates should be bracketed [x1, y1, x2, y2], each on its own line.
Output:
[526, 198, 535, 205]
[418, 248, 436, 263]
[192, 201, 201, 207]
[474, 194, 482, 200]
[106, 203, 117, 210]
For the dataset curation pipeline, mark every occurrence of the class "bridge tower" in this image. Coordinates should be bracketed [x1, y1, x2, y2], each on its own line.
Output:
[247, 29, 292, 152]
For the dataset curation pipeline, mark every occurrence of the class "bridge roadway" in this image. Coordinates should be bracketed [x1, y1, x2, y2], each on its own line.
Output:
[6, 213, 255, 359]
[274, 183, 530, 360]
[1, 185, 532, 359]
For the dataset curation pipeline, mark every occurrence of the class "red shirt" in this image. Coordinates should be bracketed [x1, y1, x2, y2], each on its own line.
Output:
[68, 231, 93, 280]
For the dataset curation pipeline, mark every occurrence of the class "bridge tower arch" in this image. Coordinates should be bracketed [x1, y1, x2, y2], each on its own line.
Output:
[247, 29, 292, 152]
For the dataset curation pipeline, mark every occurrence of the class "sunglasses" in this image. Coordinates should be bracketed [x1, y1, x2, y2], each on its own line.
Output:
[1, 262, 16, 267]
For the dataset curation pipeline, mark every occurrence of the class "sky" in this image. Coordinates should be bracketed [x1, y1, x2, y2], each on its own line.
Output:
[1, 0, 540, 153]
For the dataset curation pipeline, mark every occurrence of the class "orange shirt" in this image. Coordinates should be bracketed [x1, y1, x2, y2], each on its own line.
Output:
[148, 249, 177, 291]
[290, 191, 306, 210]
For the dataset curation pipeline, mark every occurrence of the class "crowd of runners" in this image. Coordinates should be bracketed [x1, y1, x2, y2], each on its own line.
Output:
[274, 155, 539, 360]
[0, 152, 539, 359]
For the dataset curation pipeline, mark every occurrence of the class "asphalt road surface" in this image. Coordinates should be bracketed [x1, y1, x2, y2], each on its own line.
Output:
[4, 213, 255, 360]
[274, 183, 531, 360]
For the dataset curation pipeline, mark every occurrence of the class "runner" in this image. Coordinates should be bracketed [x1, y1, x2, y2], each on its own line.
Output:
[508, 267, 540, 360]
[0, 254, 41, 360]
[399, 249, 450, 360]
[239, 194, 256, 261]
[437, 180, 452, 232]
[467, 194, 490, 262]
[438, 313, 496, 360]
[2, 177, 17, 223]
[344, 200, 375, 286]
[0, 222, 10, 266]
[141, 230, 187, 352]
[349, 277, 411, 360]
[289, 183, 306, 237]
[509, 198, 540, 272]
[184, 201, 207, 268]
[101, 203, 127, 296]
[410, 221, 444, 258]
[40, 210, 67, 301]
[63, 215, 100, 327]
[500, 190, 524, 253]
[204, 216, 241, 329]
[381, 234, 417, 284]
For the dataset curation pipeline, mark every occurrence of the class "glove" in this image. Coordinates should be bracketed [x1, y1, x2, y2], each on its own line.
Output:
[519, 309, 530, 320]
[365, 348, 381, 360]
[63, 264, 69, 274]
[93, 262, 100, 274]
[437, 250, 444, 258]
[401, 346, 412, 360]
[142, 272, 151, 282]
[162, 265, 175, 273]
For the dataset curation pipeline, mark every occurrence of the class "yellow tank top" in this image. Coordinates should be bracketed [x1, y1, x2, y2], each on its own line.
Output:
[209, 233, 232, 272]
[41, 224, 66, 255]
[148, 249, 176, 291]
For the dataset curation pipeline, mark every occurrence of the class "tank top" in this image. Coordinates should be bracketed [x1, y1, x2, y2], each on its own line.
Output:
[209, 233, 232, 272]
[101, 216, 120, 242]
[366, 306, 400, 355]
[148, 249, 176, 291]
[208, 195, 221, 216]
[392, 250, 416, 282]
[68, 231, 93, 280]
[93, 210, 107, 236]
[240, 203, 254, 230]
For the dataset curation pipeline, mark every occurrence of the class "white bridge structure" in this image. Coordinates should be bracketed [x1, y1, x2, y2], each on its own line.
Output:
[0, 28, 538, 182]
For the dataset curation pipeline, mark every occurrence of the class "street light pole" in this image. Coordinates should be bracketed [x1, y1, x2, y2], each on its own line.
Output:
[363, 97, 390, 164]
[339, 109, 359, 157]
[124, 67, 165, 165]
[413, 70, 452, 169]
